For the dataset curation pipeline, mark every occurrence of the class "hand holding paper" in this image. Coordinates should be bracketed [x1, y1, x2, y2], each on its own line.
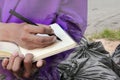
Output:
[0, 24, 77, 61]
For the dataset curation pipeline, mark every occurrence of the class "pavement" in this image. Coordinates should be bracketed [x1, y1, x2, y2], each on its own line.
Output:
[85, 0, 120, 35]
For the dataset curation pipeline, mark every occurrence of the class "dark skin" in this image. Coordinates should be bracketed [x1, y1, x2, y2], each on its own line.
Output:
[2, 53, 44, 78]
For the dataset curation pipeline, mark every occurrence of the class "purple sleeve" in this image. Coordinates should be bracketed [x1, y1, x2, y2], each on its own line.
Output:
[0, 0, 4, 21]
[0, 61, 16, 80]
[56, 0, 87, 42]
[38, 1, 88, 80]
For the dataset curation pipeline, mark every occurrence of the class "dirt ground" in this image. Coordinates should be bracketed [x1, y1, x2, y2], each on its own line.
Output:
[94, 39, 120, 54]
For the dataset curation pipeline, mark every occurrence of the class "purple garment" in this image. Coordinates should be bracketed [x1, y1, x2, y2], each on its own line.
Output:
[0, 0, 87, 80]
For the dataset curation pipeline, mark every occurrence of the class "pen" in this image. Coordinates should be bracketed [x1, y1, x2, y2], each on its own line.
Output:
[9, 9, 61, 41]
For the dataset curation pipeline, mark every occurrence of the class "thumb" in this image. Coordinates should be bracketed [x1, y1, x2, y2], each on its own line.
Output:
[31, 60, 45, 76]
[36, 60, 45, 68]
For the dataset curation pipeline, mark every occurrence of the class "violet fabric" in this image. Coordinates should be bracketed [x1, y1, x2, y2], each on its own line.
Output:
[0, 0, 87, 80]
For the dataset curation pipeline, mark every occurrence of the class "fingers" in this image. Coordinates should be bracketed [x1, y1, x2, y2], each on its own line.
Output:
[2, 58, 9, 69]
[23, 24, 54, 34]
[27, 34, 56, 45]
[12, 56, 24, 79]
[2, 53, 24, 78]
[19, 24, 57, 49]
[23, 54, 33, 78]
[1, 53, 46, 79]
[36, 60, 45, 68]
[12, 56, 23, 72]
[21, 34, 56, 49]
[20, 28, 56, 49]
[6, 53, 18, 70]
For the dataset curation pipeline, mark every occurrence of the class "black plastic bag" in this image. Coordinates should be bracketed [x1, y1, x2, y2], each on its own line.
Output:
[112, 44, 120, 67]
[58, 39, 120, 80]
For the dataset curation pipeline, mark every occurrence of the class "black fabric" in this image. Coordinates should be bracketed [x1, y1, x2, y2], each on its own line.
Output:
[58, 39, 120, 80]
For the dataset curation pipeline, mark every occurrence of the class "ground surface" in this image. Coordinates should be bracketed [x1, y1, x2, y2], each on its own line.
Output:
[86, 0, 120, 35]
[86, 0, 120, 53]
[94, 39, 120, 54]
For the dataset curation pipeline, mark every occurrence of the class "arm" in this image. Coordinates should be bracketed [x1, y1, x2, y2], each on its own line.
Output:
[0, 23, 56, 49]
[0, 22, 56, 78]
[0, 0, 88, 79]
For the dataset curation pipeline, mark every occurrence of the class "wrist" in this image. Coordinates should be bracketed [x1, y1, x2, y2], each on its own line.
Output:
[0, 23, 17, 42]
[0, 23, 10, 41]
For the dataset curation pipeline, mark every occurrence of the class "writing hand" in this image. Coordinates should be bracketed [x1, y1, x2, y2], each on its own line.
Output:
[0, 23, 56, 49]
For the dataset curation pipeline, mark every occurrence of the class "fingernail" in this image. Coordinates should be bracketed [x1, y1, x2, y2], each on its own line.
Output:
[36, 60, 45, 68]
[19, 53, 24, 58]
[13, 52, 19, 57]
[2, 58, 9, 69]
[52, 36, 56, 42]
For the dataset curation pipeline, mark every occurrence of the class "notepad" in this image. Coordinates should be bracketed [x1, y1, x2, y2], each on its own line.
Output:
[0, 23, 77, 62]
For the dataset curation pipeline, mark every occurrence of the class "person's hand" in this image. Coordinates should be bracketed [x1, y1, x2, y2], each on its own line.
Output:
[0, 23, 56, 49]
[2, 53, 45, 79]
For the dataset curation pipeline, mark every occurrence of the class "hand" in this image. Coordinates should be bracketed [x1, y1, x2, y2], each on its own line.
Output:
[2, 53, 44, 78]
[0, 23, 56, 49]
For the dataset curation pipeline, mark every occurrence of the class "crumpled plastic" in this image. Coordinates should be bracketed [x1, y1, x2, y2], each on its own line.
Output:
[58, 38, 120, 80]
